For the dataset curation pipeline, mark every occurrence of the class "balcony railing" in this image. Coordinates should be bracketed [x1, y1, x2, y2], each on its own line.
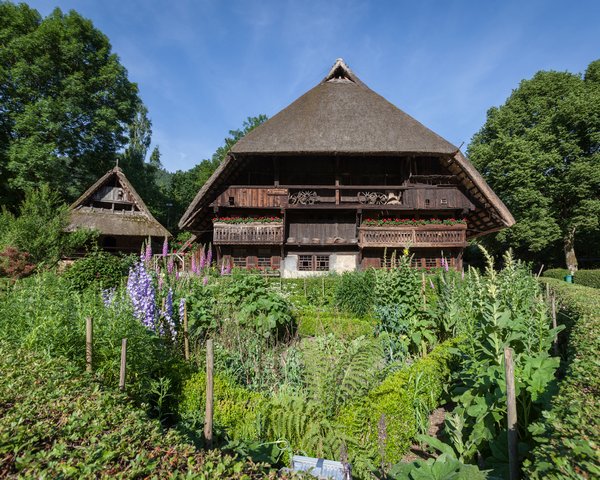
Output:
[212, 185, 474, 211]
[359, 224, 467, 248]
[213, 222, 284, 245]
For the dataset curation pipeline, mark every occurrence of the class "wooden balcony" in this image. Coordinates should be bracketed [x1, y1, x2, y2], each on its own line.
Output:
[212, 185, 474, 211]
[359, 224, 467, 248]
[213, 222, 284, 245]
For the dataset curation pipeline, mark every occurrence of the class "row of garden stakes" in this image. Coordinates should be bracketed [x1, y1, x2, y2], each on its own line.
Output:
[84, 315, 212, 444]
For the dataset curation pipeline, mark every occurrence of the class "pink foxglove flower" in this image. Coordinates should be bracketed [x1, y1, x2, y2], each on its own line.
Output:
[203, 276, 208, 286]
[191, 254, 197, 274]
[199, 247, 206, 269]
[162, 237, 169, 257]
[167, 257, 174, 274]
[144, 242, 152, 262]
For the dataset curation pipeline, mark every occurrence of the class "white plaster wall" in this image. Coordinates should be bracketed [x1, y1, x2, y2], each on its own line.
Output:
[331, 253, 358, 273]
[280, 253, 358, 278]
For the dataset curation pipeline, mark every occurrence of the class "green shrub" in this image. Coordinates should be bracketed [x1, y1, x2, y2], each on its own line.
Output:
[337, 339, 459, 466]
[334, 270, 375, 317]
[0, 344, 286, 478]
[525, 279, 600, 479]
[542, 268, 570, 280]
[179, 372, 266, 441]
[0, 185, 95, 266]
[573, 269, 600, 289]
[64, 250, 135, 291]
[296, 308, 376, 339]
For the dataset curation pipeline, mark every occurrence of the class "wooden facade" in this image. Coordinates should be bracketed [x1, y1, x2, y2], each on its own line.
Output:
[179, 59, 514, 276]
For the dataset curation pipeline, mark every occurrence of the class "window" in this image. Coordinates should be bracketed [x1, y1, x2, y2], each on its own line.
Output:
[425, 198, 431, 206]
[298, 254, 330, 271]
[440, 198, 448, 206]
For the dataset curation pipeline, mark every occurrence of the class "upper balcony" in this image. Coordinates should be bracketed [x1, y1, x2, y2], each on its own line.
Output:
[212, 185, 474, 211]
[213, 222, 284, 245]
[359, 223, 467, 248]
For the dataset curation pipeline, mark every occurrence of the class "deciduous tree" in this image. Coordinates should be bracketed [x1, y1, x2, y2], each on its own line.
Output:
[0, 3, 140, 206]
[468, 60, 600, 270]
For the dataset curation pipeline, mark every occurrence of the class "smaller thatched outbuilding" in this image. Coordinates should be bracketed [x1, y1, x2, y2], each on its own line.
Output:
[67, 166, 170, 254]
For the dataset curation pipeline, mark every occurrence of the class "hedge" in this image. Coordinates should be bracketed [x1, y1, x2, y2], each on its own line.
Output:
[542, 268, 600, 289]
[525, 279, 600, 479]
[0, 344, 288, 479]
[337, 338, 460, 465]
[179, 372, 267, 441]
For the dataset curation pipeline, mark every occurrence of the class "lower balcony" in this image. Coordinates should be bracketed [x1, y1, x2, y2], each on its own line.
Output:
[213, 222, 284, 245]
[358, 224, 467, 248]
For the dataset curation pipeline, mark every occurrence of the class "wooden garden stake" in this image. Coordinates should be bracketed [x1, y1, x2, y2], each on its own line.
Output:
[85, 317, 93, 373]
[504, 347, 519, 480]
[204, 339, 214, 448]
[421, 272, 427, 308]
[119, 338, 127, 391]
[183, 303, 190, 361]
[551, 293, 558, 355]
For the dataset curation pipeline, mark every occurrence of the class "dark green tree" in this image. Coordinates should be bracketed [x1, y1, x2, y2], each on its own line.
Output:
[468, 60, 600, 270]
[0, 3, 140, 206]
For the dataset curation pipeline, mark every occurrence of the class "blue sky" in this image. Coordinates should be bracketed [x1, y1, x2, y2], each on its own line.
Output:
[26, 0, 600, 172]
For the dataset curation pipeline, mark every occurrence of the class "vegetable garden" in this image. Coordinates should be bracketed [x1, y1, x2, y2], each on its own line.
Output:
[0, 244, 597, 479]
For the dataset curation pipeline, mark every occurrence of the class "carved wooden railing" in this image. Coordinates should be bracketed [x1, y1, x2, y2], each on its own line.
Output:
[359, 224, 467, 247]
[213, 222, 284, 245]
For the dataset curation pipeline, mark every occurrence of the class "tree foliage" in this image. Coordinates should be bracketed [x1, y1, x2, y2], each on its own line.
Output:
[0, 3, 141, 206]
[468, 60, 600, 269]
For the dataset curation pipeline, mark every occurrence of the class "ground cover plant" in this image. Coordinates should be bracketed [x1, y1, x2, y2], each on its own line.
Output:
[0, 343, 296, 479]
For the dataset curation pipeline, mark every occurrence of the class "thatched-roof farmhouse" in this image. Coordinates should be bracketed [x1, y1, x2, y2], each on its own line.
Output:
[179, 58, 514, 276]
[67, 166, 170, 253]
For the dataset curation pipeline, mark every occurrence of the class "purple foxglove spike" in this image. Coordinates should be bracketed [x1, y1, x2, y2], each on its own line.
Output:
[429, 278, 435, 290]
[145, 242, 152, 262]
[203, 276, 208, 285]
[444, 258, 449, 272]
[199, 247, 206, 269]
[162, 237, 168, 257]
[461, 270, 465, 280]
[176, 271, 180, 281]
[158, 276, 163, 290]
[191, 254, 197, 274]
[167, 258, 174, 274]
[206, 248, 212, 267]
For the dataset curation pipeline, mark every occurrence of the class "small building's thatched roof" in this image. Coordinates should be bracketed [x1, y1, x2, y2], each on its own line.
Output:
[67, 166, 170, 238]
[231, 59, 457, 155]
[179, 59, 514, 238]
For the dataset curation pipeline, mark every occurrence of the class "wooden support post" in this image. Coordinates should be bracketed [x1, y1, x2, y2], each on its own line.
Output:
[119, 338, 127, 391]
[204, 339, 214, 448]
[86, 317, 93, 373]
[183, 303, 190, 361]
[504, 347, 519, 480]
[551, 293, 558, 356]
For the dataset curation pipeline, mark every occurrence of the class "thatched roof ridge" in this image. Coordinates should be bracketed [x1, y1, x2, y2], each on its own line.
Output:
[68, 166, 171, 238]
[231, 58, 458, 155]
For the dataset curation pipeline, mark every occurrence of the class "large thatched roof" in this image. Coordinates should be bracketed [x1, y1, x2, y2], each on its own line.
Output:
[67, 166, 170, 238]
[231, 59, 458, 155]
[179, 59, 514, 237]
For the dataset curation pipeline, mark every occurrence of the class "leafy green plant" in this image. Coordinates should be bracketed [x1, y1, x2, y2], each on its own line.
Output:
[441, 249, 562, 474]
[373, 252, 437, 359]
[572, 269, 600, 289]
[64, 249, 134, 291]
[300, 334, 384, 416]
[334, 270, 375, 317]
